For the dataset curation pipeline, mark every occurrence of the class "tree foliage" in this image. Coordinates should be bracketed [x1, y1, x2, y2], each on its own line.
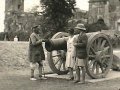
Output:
[40, 0, 76, 35]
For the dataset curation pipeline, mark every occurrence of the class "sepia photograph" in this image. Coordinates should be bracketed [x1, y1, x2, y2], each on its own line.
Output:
[0, 0, 120, 90]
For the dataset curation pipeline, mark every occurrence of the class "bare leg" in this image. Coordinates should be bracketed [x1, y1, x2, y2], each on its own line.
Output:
[74, 66, 80, 83]
[30, 63, 37, 80]
[76, 66, 80, 81]
[62, 56, 66, 71]
[38, 65, 42, 77]
[30, 63, 36, 79]
[68, 67, 74, 80]
[31, 69, 34, 78]
[81, 66, 85, 83]
[38, 62, 47, 79]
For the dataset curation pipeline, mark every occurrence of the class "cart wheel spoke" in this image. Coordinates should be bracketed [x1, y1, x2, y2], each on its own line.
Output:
[96, 63, 100, 75]
[94, 40, 97, 50]
[58, 60, 63, 70]
[103, 46, 110, 52]
[97, 38, 102, 50]
[100, 59, 108, 69]
[92, 62, 97, 72]
[54, 59, 61, 65]
[102, 55, 111, 58]
[101, 40, 107, 50]
[62, 61, 66, 71]
[99, 63, 105, 73]
[90, 46, 96, 55]
[89, 60, 96, 67]
[88, 55, 96, 59]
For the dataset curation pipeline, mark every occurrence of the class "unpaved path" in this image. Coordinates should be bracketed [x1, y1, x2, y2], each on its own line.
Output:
[0, 70, 120, 90]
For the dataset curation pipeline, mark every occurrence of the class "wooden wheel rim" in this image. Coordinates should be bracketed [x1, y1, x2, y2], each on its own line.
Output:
[86, 33, 113, 79]
[47, 32, 69, 75]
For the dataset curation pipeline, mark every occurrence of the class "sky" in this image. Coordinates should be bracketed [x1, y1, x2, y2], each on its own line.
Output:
[0, 0, 5, 32]
[0, 0, 89, 32]
[24, 0, 89, 11]
[76, 0, 89, 10]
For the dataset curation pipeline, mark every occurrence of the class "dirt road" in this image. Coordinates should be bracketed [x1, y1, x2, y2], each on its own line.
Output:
[0, 70, 120, 90]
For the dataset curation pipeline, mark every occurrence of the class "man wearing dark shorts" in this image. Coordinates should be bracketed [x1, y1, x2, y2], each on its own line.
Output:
[29, 25, 46, 80]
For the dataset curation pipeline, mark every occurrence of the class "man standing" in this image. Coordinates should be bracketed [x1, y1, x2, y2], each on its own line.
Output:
[29, 25, 46, 81]
[74, 23, 88, 83]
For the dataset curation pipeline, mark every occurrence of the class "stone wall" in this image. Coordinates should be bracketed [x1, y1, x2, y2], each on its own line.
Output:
[88, 1, 109, 24]
[88, 0, 120, 30]
[4, 12, 42, 33]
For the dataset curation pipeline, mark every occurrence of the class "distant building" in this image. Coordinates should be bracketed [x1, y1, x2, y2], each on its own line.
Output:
[88, 0, 120, 30]
[4, 0, 24, 32]
[5, 0, 24, 12]
[4, 0, 42, 33]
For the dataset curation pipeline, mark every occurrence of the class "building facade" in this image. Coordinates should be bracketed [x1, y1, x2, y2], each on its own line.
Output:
[4, 0, 42, 33]
[4, 0, 24, 32]
[88, 0, 120, 30]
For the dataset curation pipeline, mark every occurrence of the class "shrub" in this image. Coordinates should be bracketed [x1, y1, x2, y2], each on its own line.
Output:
[0, 31, 30, 41]
[0, 32, 6, 41]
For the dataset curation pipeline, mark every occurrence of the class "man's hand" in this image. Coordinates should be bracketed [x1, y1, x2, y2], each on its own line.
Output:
[42, 39, 49, 42]
[37, 39, 46, 43]
[42, 39, 46, 42]
[37, 40, 42, 44]
[42, 60, 46, 66]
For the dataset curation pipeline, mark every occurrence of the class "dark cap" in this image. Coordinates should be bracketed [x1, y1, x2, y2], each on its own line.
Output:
[68, 28, 74, 34]
[32, 25, 39, 30]
[32, 25, 40, 34]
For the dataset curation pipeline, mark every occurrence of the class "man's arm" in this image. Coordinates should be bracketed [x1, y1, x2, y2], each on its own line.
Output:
[30, 34, 42, 46]
[74, 34, 88, 47]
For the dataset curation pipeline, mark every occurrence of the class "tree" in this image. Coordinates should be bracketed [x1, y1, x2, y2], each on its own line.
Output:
[40, 0, 76, 35]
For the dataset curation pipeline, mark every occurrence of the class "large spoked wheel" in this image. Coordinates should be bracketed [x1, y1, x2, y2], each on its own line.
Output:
[47, 32, 69, 75]
[86, 33, 113, 79]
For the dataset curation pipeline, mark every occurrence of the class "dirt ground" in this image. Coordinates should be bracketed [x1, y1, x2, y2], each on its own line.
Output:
[0, 69, 120, 90]
[0, 42, 120, 90]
